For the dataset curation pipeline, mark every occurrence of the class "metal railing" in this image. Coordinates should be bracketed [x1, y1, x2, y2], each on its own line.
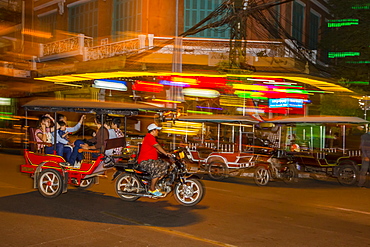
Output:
[39, 34, 93, 59]
[84, 38, 140, 61]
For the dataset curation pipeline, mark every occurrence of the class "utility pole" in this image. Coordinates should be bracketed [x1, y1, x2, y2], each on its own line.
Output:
[229, 0, 248, 69]
[359, 96, 370, 120]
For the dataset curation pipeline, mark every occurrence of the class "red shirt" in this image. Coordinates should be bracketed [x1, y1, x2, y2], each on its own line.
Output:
[137, 133, 158, 163]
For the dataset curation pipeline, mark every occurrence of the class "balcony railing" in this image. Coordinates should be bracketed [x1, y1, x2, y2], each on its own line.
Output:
[39, 34, 93, 61]
[84, 38, 140, 61]
[37, 33, 317, 65]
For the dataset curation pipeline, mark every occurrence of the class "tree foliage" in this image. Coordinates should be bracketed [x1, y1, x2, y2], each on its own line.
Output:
[320, 93, 364, 117]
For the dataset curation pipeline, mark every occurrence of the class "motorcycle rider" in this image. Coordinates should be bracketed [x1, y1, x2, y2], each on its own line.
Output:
[137, 123, 170, 196]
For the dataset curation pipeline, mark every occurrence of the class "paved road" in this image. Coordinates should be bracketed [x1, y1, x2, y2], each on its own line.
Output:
[0, 153, 369, 247]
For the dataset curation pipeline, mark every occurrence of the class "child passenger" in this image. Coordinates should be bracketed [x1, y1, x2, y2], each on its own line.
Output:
[54, 121, 74, 161]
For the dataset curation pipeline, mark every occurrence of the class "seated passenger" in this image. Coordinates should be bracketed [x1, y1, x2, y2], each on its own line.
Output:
[103, 119, 117, 156]
[111, 117, 124, 155]
[68, 115, 109, 166]
[55, 121, 73, 161]
[50, 114, 85, 161]
[35, 114, 63, 155]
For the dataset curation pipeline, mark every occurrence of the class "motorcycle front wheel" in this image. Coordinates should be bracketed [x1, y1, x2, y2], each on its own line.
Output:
[174, 178, 204, 207]
[254, 166, 270, 186]
[115, 173, 141, 202]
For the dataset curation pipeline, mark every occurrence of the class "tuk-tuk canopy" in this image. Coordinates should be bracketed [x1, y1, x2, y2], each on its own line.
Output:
[23, 99, 174, 115]
[267, 116, 368, 124]
[178, 115, 259, 124]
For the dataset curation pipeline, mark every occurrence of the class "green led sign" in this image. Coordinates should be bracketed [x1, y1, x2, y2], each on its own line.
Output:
[346, 61, 370, 64]
[352, 4, 370, 9]
[328, 19, 359, 27]
[328, 52, 360, 58]
[348, 81, 369, 85]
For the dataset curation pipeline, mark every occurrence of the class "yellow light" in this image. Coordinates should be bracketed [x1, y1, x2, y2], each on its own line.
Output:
[22, 29, 52, 39]
[221, 123, 253, 127]
[172, 77, 198, 85]
[54, 82, 83, 87]
[152, 99, 181, 103]
[161, 129, 198, 135]
[166, 121, 203, 128]
[35, 71, 353, 93]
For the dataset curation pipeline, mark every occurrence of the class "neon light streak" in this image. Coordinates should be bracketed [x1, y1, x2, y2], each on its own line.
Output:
[186, 110, 213, 115]
[159, 80, 189, 87]
[273, 88, 310, 94]
[352, 4, 370, 9]
[235, 91, 268, 99]
[196, 106, 223, 110]
[346, 61, 370, 64]
[152, 99, 181, 103]
[183, 88, 220, 98]
[232, 84, 268, 91]
[347, 81, 369, 85]
[328, 19, 359, 28]
[328, 52, 360, 58]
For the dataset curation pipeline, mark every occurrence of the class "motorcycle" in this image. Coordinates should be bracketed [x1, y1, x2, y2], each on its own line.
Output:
[254, 150, 298, 186]
[112, 149, 205, 207]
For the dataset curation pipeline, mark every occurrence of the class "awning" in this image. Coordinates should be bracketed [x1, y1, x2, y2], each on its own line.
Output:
[23, 98, 174, 115]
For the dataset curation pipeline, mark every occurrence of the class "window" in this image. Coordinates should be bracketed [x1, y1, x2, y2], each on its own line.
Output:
[112, 0, 142, 41]
[270, 4, 281, 39]
[38, 12, 57, 42]
[309, 10, 320, 50]
[68, 0, 98, 38]
[184, 0, 229, 39]
[292, 1, 305, 43]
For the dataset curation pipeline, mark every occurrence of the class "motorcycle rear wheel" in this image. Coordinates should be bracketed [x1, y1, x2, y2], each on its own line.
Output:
[115, 173, 141, 202]
[174, 178, 204, 207]
[281, 164, 298, 184]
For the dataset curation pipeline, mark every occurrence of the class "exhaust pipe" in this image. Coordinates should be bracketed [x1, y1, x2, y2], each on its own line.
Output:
[117, 191, 166, 198]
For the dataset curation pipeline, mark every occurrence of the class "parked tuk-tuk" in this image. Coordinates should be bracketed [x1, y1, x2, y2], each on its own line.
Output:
[164, 114, 270, 180]
[253, 116, 368, 186]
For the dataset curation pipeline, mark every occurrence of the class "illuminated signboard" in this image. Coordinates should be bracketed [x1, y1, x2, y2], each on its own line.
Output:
[269, 98, 304, 108]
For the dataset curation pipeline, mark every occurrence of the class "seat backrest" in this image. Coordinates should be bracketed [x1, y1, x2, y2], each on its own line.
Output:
[104, 137, 126, 152]
[28, 127, 38, 152]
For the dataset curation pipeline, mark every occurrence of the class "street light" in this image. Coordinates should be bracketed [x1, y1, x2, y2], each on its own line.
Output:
[358, 95, 370, 120]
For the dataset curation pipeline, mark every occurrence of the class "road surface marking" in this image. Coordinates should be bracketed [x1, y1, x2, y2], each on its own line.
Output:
[317, 205, 370, 216]
[102, 211, 237, 247]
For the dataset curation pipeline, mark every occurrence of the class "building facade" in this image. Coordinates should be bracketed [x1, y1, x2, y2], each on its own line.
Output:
[25, 0, 331, 60]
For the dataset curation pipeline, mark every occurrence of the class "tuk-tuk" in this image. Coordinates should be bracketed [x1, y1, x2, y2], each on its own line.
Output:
[164, 114, 270, 180]
[253, 116, 368, 186]
[20, 98, 172, 198]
